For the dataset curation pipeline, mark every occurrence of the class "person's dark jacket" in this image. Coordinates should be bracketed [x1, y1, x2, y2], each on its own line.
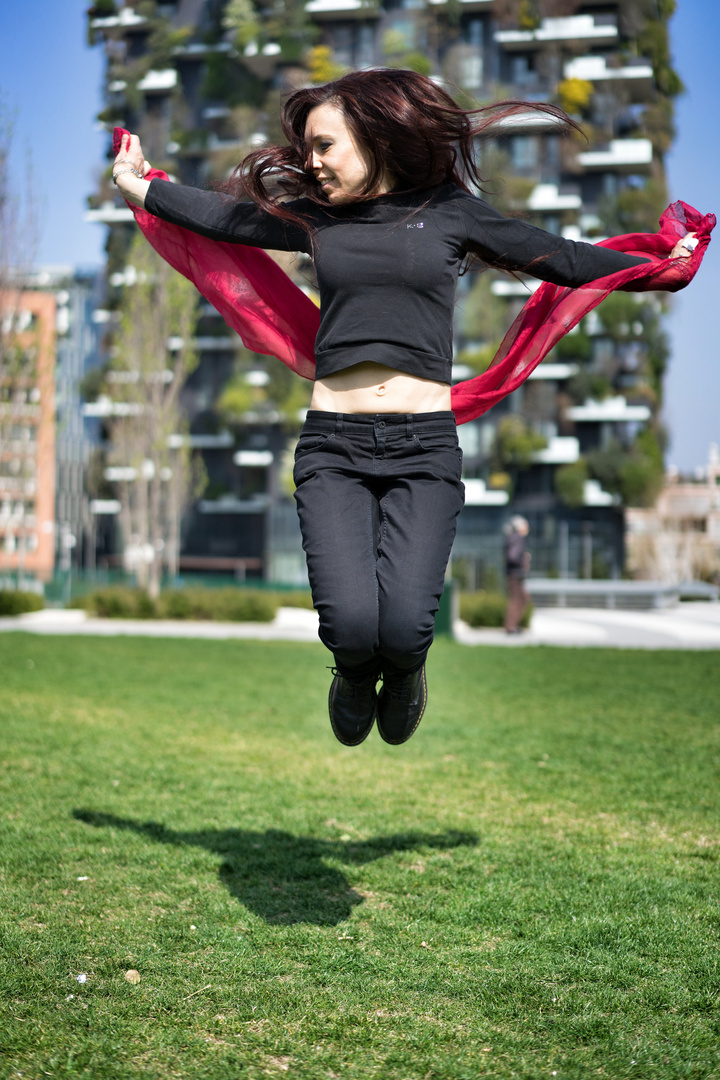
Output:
[504, 532, 527, 578]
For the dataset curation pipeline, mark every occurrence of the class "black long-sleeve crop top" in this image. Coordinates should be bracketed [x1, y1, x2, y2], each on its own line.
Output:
[145, 179, 649, 384]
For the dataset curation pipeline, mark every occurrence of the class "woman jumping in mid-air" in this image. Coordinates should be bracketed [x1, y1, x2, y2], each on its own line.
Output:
[111, 68, 699, 747]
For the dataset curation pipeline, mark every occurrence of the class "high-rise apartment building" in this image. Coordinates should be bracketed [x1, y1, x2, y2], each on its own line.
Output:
[87, 0, 679, 582]
[50, 268, 109, 569]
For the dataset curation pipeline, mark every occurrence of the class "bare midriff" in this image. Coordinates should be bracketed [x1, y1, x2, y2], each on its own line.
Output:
[310, 361, 452, 415]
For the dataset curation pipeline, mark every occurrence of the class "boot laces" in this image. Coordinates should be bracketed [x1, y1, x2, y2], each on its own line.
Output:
[383, 670, 415, 700]
[330, 667, 378, 700]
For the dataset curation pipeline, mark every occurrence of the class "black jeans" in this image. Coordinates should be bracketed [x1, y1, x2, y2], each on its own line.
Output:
[293, 411, 465, 676]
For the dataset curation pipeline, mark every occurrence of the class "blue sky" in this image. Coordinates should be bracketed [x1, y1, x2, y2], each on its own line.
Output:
[0, 0, 717, 470]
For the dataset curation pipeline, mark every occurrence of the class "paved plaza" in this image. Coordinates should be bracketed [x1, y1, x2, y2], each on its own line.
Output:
[3, 602, 720, 650]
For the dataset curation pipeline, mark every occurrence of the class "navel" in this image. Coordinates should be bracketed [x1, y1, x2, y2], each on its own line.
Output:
[376, 384, 387, 396]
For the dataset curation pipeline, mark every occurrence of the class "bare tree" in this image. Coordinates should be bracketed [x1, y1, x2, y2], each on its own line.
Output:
[103, 233, 202, 598]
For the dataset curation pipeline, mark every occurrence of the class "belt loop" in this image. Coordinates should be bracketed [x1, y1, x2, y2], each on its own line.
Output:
[335, 412, 343, 434]
[406, 414, 414, 440]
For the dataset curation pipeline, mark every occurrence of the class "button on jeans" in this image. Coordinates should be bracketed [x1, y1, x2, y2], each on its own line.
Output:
[293, 411, 465, 675]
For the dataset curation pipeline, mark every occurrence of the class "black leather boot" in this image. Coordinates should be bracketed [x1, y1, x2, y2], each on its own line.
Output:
[328, 667, 379, 746]
[377, 663, 427, 745]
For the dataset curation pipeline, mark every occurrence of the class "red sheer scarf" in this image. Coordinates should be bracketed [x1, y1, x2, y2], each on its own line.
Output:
[113, 129, 714, 424]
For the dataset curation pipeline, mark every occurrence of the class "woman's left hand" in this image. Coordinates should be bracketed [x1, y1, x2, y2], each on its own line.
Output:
[670, 232, 699, 259]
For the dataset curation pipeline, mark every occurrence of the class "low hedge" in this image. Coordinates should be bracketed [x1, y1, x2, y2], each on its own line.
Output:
[276, 590, 315, 611]
[72, 586, 280, 622]
[157, 587, 277, 622]
[0, 590, 45, 616]
[460, 590, 532, 629]
[71, 587, 156, 620]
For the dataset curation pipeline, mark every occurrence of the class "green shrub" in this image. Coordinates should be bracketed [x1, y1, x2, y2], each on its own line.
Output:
[0, 590, 45, 616]
[72, 586, 285, 623]
[81, 587, 157, 619]
[276, 590, 315, 611]
[156, 588, 277, 622]
[460, 590, 532, 629]
[554, 330, 593, 362]
[493, 416, 547, 469]
[218, 589, 277, 622]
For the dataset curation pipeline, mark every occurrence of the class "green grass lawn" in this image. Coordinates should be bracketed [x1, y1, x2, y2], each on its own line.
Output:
[1, 633, 719, 1080]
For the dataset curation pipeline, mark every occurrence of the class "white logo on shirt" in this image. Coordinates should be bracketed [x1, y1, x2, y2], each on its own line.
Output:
[406, 223, 424, 229]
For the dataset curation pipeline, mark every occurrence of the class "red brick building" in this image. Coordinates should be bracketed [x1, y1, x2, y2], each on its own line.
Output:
[0, 289, 56, 581]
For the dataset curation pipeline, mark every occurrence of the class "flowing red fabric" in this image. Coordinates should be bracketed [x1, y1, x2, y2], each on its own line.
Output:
[114, 128, 714, 425]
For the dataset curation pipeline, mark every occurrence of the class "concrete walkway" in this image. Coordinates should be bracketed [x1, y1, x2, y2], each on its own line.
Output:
[3, 602, 720, 650]
[456, 602, 720, 650]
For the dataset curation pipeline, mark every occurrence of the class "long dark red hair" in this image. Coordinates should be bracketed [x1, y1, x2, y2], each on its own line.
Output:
[223, 68, 580, 229]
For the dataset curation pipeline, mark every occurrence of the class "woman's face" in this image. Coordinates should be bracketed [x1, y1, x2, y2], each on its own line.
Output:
[304, 102, 390, 204]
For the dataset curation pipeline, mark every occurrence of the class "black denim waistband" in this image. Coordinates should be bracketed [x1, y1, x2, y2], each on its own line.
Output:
[303, 410, 457, 436]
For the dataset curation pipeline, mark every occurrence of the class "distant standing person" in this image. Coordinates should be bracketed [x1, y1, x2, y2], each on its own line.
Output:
[504, 516, 530, 634]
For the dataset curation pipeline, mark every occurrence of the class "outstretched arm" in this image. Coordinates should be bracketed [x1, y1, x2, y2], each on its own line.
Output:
[457, 191, 698, 287]
[112, 131, 310, 253]
[457, 192, 651, 285]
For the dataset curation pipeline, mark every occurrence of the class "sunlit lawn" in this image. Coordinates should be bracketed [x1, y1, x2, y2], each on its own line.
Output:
[1, 633, 719, 1079]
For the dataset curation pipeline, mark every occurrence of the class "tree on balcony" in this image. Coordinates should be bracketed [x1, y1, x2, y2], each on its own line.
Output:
[491, 415, 547, 495]
[555, 457, 588, 507]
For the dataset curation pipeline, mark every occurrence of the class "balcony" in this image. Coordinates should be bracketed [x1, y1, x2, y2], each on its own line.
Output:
[491, 278, 541, 298]
[91, 8, 147, 30]
[564, 55, 654, 88]
[304, 0, 381, 18]
[532, 436, 580, 465]
[234, 450, 274, 466]
[167, 432, 235, 450]
[577, 138, 653, 174]
[488, 111, 571, 134]
[90, 499, 122, 515]
[84, 203, 135, 224]
[428, 0, 493, 7]
[244, 42, 281, 57]
[495, 15, 618, 51]
[199, 495, 271, 513]
[202, 105, 231, 121]
[82, 397, 144, 417]
[0, 477, 27, 495]
[172, 42, 233, 58]
[527, 363, 579, 381]
[583, 479, 614, 506]
[527, 183, 581, 212]
[462, 478, 509, 506]
[565, 397, 651, 423]
[0, 402, 41, 419]
[137, 69, 178, 94]
[191, 336, 243, 352]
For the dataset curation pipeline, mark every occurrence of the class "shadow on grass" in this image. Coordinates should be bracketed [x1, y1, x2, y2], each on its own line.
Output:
[73, 810, 478, 926]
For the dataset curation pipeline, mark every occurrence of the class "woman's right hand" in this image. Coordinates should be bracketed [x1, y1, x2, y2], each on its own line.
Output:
[113, 132, 152, 208]
[113, 131, 150, 177]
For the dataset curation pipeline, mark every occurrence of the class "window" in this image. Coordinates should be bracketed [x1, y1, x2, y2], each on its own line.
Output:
[459, 53, 483, 90]
[464, 17, 484, 48]
[330, 26, 353, 67]
[511, 54, 535, 86]
[511, 136, 539, 172]
[356, 25, 375, 67]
